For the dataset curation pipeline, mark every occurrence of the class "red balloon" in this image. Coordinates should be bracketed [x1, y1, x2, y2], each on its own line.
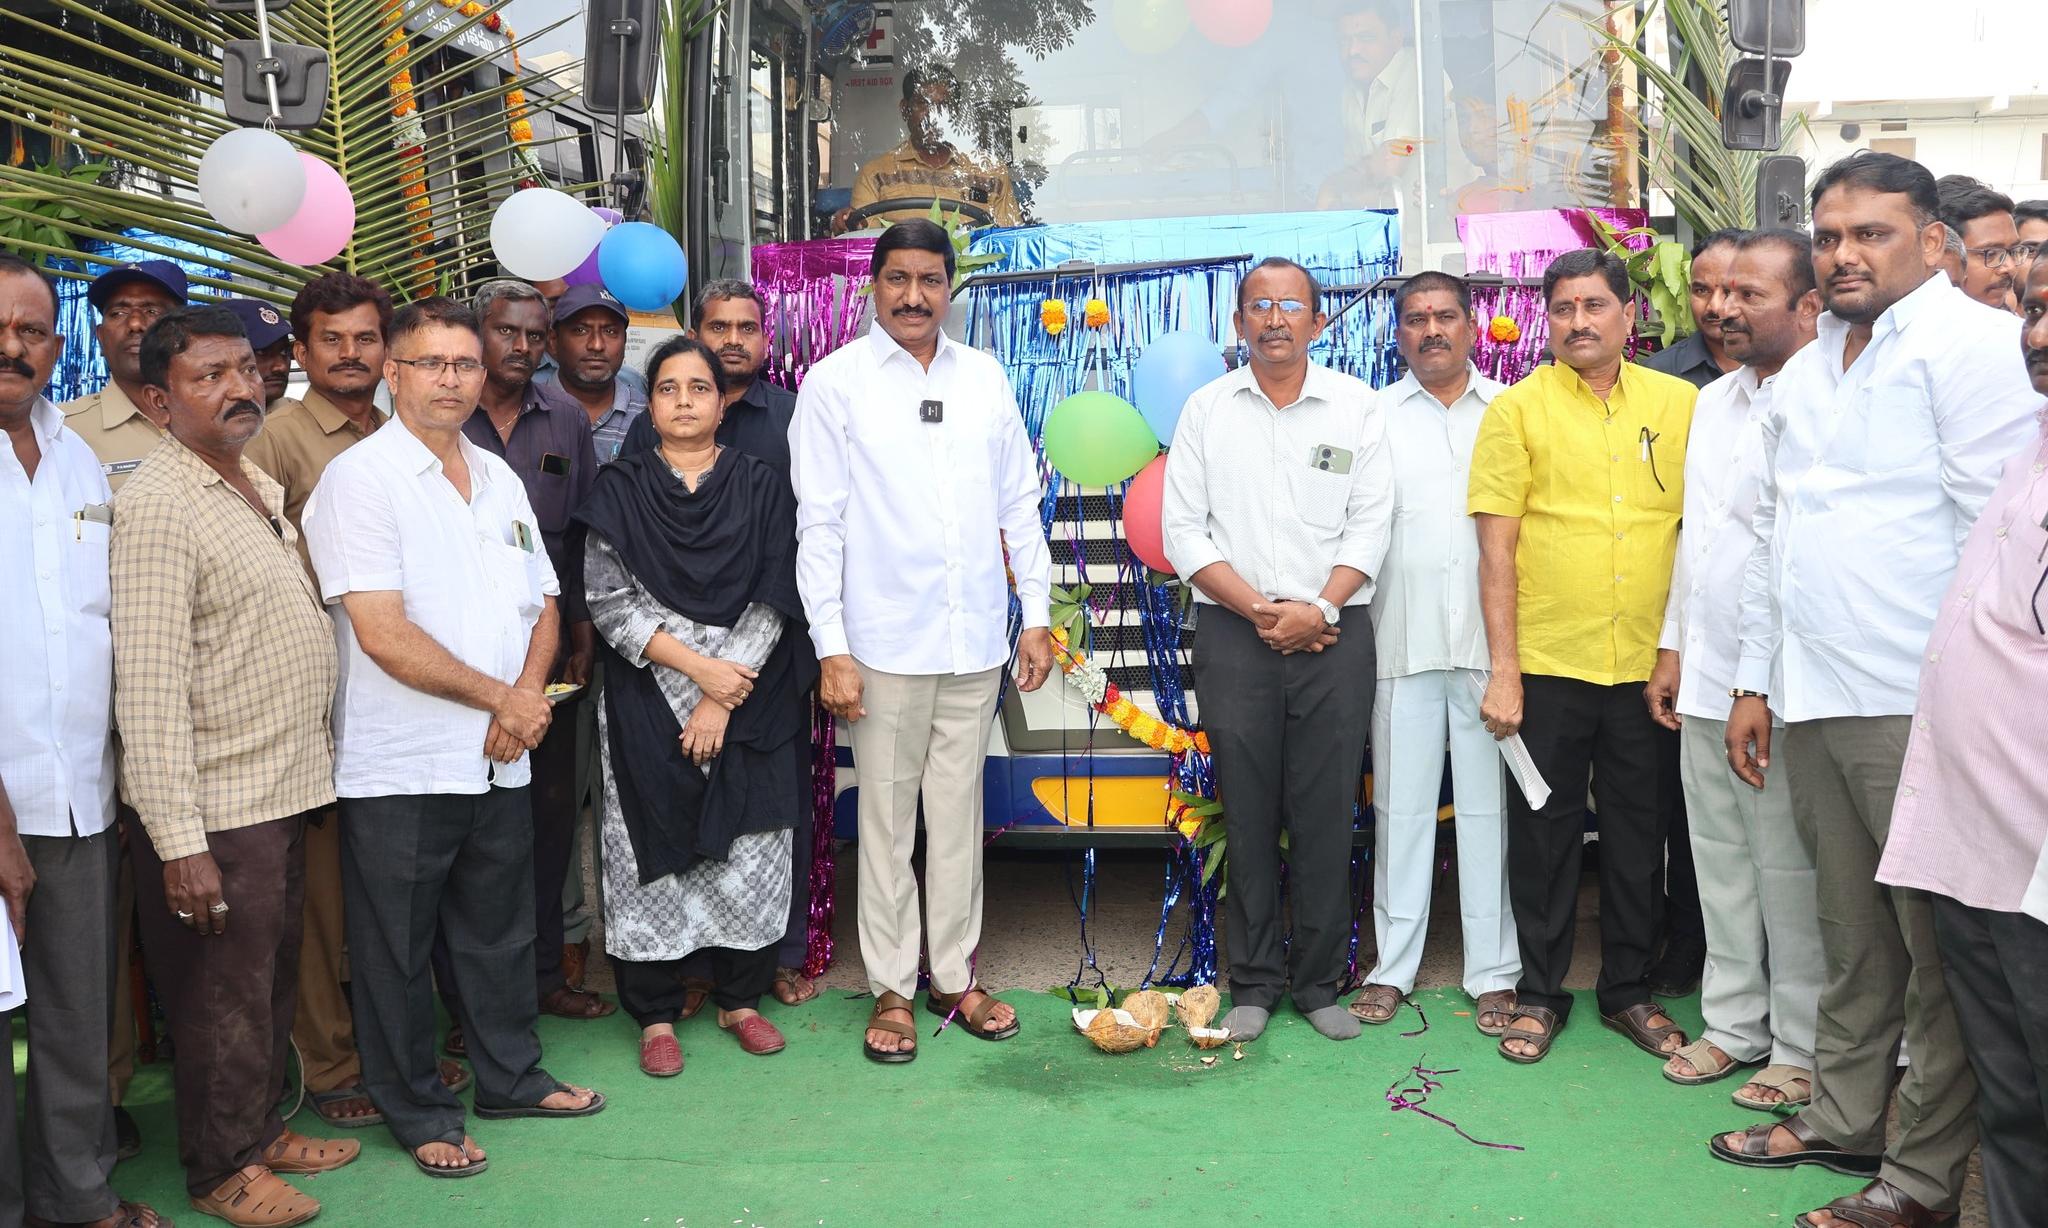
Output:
[1123, 455, 1173, 574]
[1188, 0, 1272, 48]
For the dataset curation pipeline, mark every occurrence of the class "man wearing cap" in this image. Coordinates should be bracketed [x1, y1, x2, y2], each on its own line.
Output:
[61, 259, 187, 490]
[220, 298, 294, 409]
[456, 278, 611, 1026]
[533, 285, 646, 465]
[59, 256, 187, 1162]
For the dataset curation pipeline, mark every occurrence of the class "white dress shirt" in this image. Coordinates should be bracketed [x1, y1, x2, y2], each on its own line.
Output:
[1368, 363, 1499, 677]
[1660, 364, 1776, 723]
[304, 415, 560, 796]
[1736, 275, 2042, 721]
[1162, 363, 1394, 606]
[790, 324, 1051, 677]
[0, 397, 116, 837]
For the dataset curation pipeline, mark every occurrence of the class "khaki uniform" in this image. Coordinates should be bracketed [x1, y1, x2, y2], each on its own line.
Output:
[60, 382, 163, 492]
[238, 386, 383, 1099]
[849, 140, 1021, 226]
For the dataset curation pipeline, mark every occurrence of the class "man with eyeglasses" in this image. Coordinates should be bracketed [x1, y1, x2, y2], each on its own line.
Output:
[62, 260, 187, 491]
[1938, 175, 2021, 313]
[304, 297, 605, 1178]
[1469, 247, 1697, 1066]
[1162, 257, 1393, 1044]
[2013, 199, 2048, 281]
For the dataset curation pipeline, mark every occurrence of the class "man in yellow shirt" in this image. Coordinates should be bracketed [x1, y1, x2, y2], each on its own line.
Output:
[839, 67, 1021, 231]
[61, 260, 186, 491]
[1467, 248, 1696, 1065]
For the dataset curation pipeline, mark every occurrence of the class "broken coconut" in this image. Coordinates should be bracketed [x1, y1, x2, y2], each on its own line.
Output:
[1187, 1026, 1232, 1049]
[1073, 1007, 1163, 1053]
[1174, 984, 1220, 1030]
[1121, 989, 1171, 1031]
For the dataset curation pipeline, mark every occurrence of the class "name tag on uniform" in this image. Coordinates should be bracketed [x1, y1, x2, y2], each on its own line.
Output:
[512, 520, 536, 552]
[1308, 444, 1353, 474]
[102, 459, 142, 477]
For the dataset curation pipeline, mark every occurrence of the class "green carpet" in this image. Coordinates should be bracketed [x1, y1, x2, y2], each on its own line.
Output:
[77, 990, 1858, 1227]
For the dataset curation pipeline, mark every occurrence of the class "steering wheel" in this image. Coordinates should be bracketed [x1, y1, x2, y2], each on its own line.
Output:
[843, 196, 996, 230]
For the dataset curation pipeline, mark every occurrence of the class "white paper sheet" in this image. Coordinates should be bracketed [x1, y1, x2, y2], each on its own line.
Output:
[1466, 672, 1552, 810]
[0, 908, 24, 1013]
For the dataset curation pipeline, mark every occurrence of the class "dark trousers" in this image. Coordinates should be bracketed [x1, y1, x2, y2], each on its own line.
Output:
[682, 734, 816, 982]
[529, 711, 580, 997]
[132, 817, 305, 1198]
[1660, 733, 1706, 952]
[1190, 605, 1373, 1014]
[1, 831, 120, 1224]
[1508, 674, 1670, 1021]
[1932, 895, 2048, 1225]
[611, 946, 777, 1026]
[340, 788, 557, 1151]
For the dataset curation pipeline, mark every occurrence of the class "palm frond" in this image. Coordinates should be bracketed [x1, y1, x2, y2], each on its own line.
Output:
[1, 0, 580, 299]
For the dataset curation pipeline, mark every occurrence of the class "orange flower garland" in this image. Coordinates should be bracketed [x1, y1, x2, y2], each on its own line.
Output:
[1488, 315, 1522, 343]
[1041, 299, 1068, 335]
[1083, 298, 1111, 328]
[380, 0, 438, 294]
[1049, 627, 1209, 756]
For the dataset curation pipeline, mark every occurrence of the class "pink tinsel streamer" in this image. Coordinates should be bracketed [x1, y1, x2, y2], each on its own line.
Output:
[747, 238, 878, 391]
[1386, 1058, 1525, 1152]
[803, 699, 836, 979]
[1456, 207, 1652, 386]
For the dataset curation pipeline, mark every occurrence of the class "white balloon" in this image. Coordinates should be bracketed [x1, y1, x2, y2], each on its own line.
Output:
[489, 189, 607, 282]
[197, 128, 307, 235]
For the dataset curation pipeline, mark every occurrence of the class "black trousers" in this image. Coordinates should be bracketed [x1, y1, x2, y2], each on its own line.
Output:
[340, 788, 558, 1150]
[1508, 673, 1671, 1020]
[528, 709, 581, 997]
[132, 817, 304, 1197]
[611, 946, 777, 1026]
[680, 735, 816, 987]
[1932, 895, 2048, 1225]
[1190, 605, 1373, 1014]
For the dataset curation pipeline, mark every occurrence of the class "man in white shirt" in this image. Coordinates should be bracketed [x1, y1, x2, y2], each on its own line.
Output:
[790, 221, 1054, 1062]
[1645, 230, 1825, 1112]
[1162, 257, 1393, 1043]
[1348, 272, 1517, 1037]
[306, 297, 604, 1178]
[0, 255, 171, 1228]
[1709, 152, 2040, 1228]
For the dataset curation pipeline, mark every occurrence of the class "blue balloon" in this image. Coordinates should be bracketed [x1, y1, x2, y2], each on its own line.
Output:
[596, 222, 687, 312]
[1131, 329, 1225, 445]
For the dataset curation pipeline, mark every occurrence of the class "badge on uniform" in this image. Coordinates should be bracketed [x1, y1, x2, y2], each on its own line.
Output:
[512, 520, 536, 552]
[919, 399, 944, 424]
[1308, 444, 1353, 474]
[103, 459, 142, 477]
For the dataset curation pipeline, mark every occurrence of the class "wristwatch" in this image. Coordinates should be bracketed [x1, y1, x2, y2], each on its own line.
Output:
[1311, 597, 1341, 626]
[1728, 688, 1768, 700]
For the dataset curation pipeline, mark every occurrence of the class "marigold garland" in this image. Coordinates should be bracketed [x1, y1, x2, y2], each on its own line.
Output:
[1041, 299, 1068, 335]
[1083, 298, 1110, 328]
[1049, 627, 1209, 757]
[1488, 315, 1522, 343]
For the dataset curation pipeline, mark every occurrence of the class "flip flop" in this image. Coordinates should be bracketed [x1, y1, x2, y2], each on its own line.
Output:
[472, 1084, 606, 1120]
[772, 968, 820, 1006]
[307, 1085, 384, 1129]
[412, 1140, 488, 1180]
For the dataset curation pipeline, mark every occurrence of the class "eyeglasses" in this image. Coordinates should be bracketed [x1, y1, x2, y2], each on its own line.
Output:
[1245, 298, 1311, 317]
[102, 304, 169, 325]
[1965, 245, 2019, 270]
[2016, 241, 2044, 263]
[392, 357, 485, 378]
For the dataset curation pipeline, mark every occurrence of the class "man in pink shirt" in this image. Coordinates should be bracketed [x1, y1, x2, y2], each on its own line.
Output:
[1877, 253, 2048, 1226]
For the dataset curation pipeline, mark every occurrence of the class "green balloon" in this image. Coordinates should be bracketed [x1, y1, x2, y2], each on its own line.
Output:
[1041, 391, 1160, 487]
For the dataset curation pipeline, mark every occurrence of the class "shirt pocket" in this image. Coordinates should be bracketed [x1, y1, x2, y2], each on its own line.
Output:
[1838, 389, 1936, 475]
[479, 538, 544, 623]
[68, 521, 112, 618]
[1290, 464, 1352, 532]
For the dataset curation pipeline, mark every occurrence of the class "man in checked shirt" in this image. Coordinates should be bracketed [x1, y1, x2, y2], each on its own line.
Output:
[109, 306, 355, 1226]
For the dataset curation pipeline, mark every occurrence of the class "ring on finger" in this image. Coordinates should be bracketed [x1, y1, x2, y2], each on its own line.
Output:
[176, 910, 195, 920]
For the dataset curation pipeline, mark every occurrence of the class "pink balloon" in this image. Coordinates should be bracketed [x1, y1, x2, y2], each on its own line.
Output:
[1188, 0, 1272, 47]
[1123, 455, 1173, 574]
[257, 153, 355, 266]
[563, 206, 625, 287]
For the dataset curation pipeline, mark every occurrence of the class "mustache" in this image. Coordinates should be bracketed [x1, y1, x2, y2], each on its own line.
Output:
[718, 346, 750, 358]
[1259, 327, 1292, 342]
[892, 305, 932, 318]
[1418, 337, 1451, 351]
[327, 361, 370, 373]
[223, 400, 264, 419]
[1564, 329, 1600, 345]
[2026, 348, 2048, 368]
[0, 357, 33, 378]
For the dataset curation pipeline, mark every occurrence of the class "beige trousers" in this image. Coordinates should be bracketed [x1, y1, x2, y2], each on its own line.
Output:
[849, 664, 1001, 1000]
[291, 808, 360, 1093]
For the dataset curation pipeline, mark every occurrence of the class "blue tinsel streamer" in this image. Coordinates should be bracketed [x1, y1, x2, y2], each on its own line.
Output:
[48, 231, 241, 405]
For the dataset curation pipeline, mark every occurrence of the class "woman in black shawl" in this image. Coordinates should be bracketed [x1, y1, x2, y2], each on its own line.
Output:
[572, 337, 807, 1075]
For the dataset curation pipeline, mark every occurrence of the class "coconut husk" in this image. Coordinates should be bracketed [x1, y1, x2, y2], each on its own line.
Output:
[1121, 989, 1171, 1031]
[1187, 1026, 1232, 1049]
[1074, 1008, 1162, 1053]
[1175, 984, 1220, 1030]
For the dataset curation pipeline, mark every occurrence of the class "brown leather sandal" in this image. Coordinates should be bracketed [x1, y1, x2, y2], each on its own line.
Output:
[1346, 983, 1402, 1024]
[1707, 1114, 1883, 1177]
[1600, 1001, 1688, 1058]
[539, 984, 618, 1019]
[261, 1128, 360, 1174]
[1795, 1179, 1956, 1228]
[864, 990, 918, 1063]
[190, 1165, 319, 1228]
[1496, 1004, 1561, 1064]
[679, 977, 715, 1020]
[925, 986, 1020, 1040]
[1474, 989, 1518, 1037]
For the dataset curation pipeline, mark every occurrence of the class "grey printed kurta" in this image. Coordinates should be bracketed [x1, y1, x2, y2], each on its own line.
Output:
[586, 531, 793, 962]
